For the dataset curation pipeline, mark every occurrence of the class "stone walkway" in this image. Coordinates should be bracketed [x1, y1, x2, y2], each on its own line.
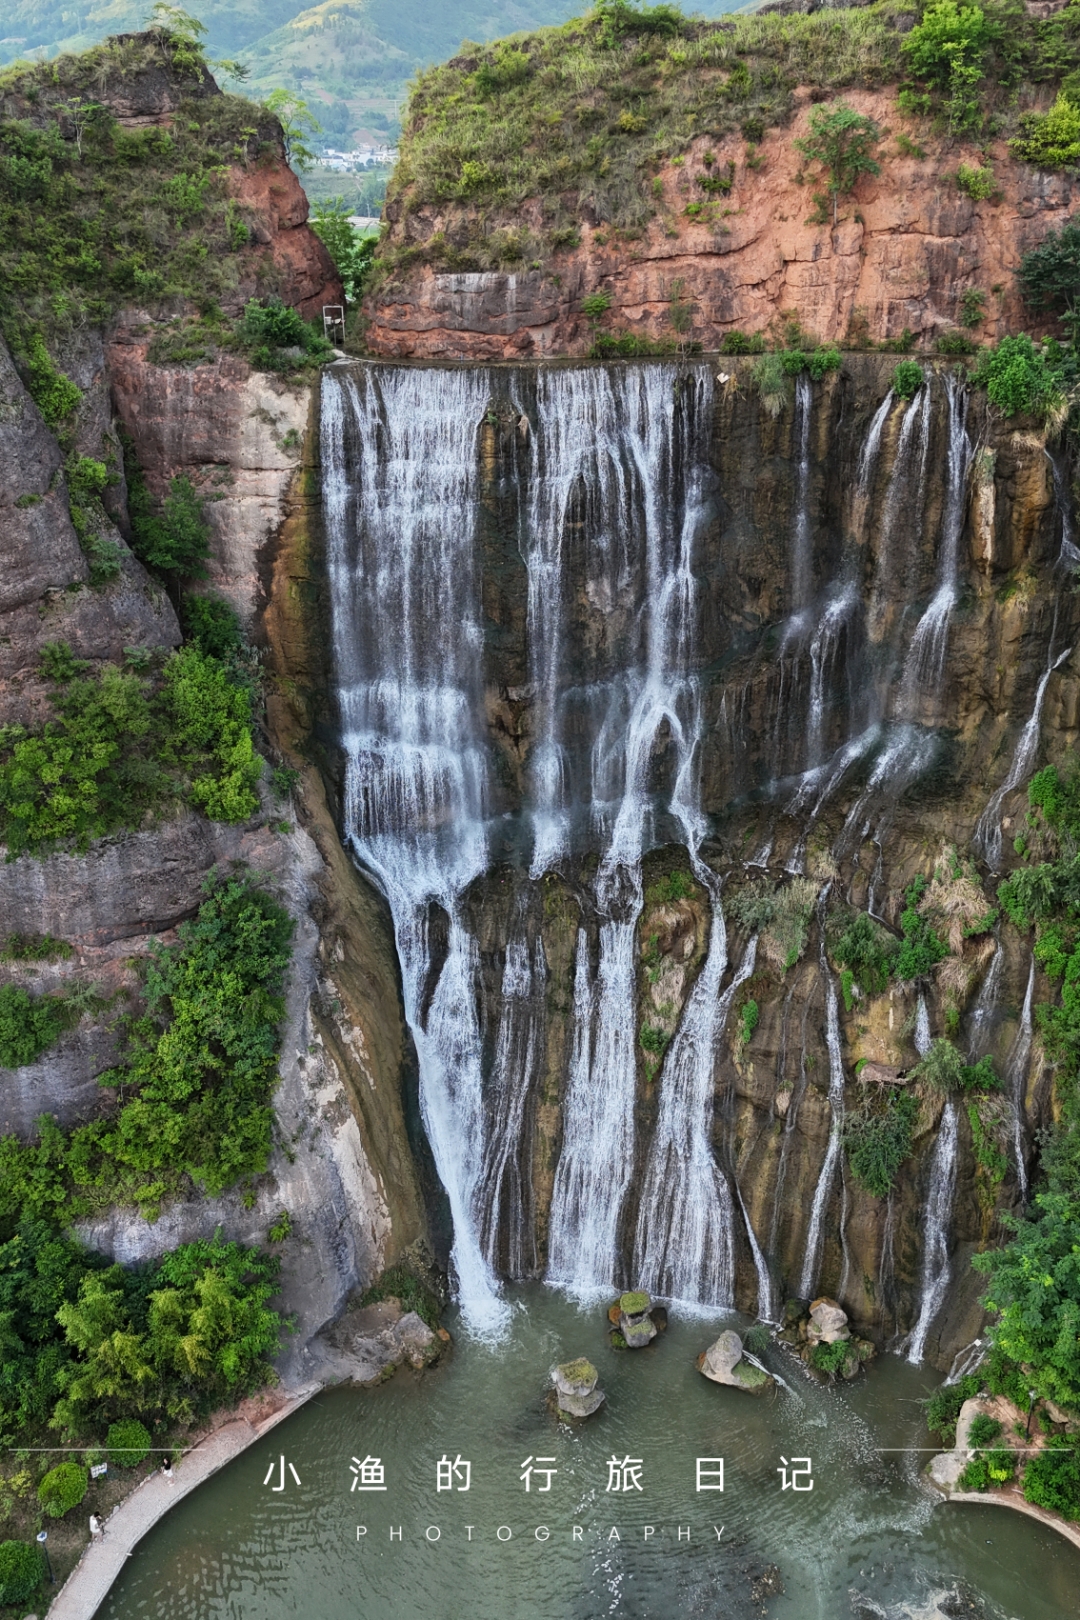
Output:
[46, 1383, 321, 1620]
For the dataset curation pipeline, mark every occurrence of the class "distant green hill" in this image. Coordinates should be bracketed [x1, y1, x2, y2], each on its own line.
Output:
[0, 2, 749, 143]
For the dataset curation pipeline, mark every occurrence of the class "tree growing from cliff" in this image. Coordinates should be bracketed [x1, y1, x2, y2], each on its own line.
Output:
[794, 103, 880, 226]
[1020, 216, 1080, 343]
[901, 1, 1002, 133]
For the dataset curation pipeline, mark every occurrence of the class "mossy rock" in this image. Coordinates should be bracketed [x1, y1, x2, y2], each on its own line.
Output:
[732, 1359, 771, 1391]
[609, 1330, 627, 1350]
[556, 1357, 598, 1387]
[620, 1290, 651, 1316]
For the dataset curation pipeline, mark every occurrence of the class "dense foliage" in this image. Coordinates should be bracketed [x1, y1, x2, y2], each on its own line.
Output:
[0, 985, 68, 1069]
[969, 333, 1067, 419]
[37, 1459, 87, 1516]
[1019, 215, 1080, 341]
[0, 1218, 283, 1442]
[0, 1539, 40, 1604]
[0, 643, 261, 856]
[0, 871, 293, 1222]
[974, 759, 1080, 1415]
[793, 102, 880, 225]
[842, 1090, 919, 1197]
[1022, 1436, 1080, 1518]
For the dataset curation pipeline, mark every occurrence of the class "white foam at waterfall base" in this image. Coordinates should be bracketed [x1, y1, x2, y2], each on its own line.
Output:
[323, 364, 511, 1338]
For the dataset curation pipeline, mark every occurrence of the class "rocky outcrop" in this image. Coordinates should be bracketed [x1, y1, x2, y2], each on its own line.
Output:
[698, 1330, 775, 1394]
[308, 1298, 443, 1385]
[365, 89, 1078, 358]
[553, 1357, 606, 1418]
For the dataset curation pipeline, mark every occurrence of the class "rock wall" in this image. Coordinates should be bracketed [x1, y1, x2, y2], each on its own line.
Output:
[365, 88, 1078, 359]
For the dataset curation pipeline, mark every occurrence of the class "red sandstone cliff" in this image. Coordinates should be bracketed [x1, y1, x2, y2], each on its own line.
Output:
[364, 88, 1078, 360]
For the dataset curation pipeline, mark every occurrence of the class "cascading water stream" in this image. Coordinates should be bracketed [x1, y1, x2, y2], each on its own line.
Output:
[477, 932, 546, 1278]
[967, 940, 1004, 1060]
[323, 364, 509, 1335]
[633, 864, 758, 1309]
[1006, 956, 1036, 1204]
[542, 364, 715, 1297]
[797, 904, 847, 1299]
[975, 640, 1073, 870]
[906, 994, 958, 1363]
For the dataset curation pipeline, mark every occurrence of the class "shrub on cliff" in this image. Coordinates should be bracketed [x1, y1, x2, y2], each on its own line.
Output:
[1019, 216, 1080, 340]
[892, 360, 925, 400]
[901, 1, 1002, 133]
[969, 334, 1067, 420]
[0, 871, 293, 1227]
[794, 102, 881, 226]
[1012, 92, 1080, 170]
[0, 642, 260, 856]
[910, 1038, 998, 1094]
[0, 985, 69, 1070]
[843, 1090, 919, 1197]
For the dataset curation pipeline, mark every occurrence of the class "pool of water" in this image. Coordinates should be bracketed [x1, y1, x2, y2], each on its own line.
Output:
[102, 1288, 1080, 1620]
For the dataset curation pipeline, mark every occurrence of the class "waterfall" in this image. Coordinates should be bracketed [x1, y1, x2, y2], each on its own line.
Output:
[477, 933, 546, 1277]
[633, 863, 757, 1307]
[323, 364, 510, 1335]
[974, 642, 1074, 871]
[542, 364, 716, 1296]
[867, 382, 932, 644]
[905, 993, 958, 1362]
[796, 919, 846, 1299]
[898, 373, 972, 713]
[967, 941, 1004, 1060]
[855, 388, 894, 502]
[905, 1099, 959, 1364]
[789, 374, 814, 626]
[1006, 956, 1036, 1203]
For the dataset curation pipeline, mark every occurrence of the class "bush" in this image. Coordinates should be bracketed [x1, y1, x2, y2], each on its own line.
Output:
[106, 1417, 151, 1466]
[968, 1413, 1003, 1447]
[892, 360, 925, 401]
[18, 332, 82, 429]
[752, 351, 788, 417]
[720, 331, 766, 354]
[1019, 215, 1080, 336]
[0, 1540, 41, 1605]
[0, 985, 66, 1068]
[843, 1091, 919, 1197]
[239, 298, 332, 371]
[127, 465, 210, 578]
[37, 1459, 88, 1517]
[896, 876, 949, 980]
[925, 1374, 982, 1442]
[969, 334, 1065, 419]
[810, 1339, 851, 1374]
[738, 998, 759, 1050]
[1011, 93, 1080, 170]
[901, 1, 1001, 132]
[911, 1038, 998, 1094]
[956, 163, 996, 201]
[1023, 1436, 1080, 1518]
[958, 1445, 1016, 1489]
[181, 595, 243, 662]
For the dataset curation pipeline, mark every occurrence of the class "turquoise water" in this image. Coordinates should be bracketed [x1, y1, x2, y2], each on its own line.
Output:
[102, 1288, 1080, 1620]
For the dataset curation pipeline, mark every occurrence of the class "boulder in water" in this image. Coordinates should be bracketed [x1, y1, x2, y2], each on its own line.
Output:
[605, 1290, 659, 1349]
[553, 1357, 605, 1418]
[807, 1297, 850, 1345]
[698, 1330, 775, 1395]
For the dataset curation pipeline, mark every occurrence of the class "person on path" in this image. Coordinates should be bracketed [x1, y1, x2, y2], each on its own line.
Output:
[161, 1456, 174, 1486]
[89, 1513, 103, 1541]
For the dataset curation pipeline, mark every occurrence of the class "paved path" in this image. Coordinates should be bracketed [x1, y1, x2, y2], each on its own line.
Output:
[47, 1383, 321, 1620]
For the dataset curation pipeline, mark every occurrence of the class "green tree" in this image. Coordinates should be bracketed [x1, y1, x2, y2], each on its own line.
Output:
[794, 103, 881, 225]
[910, 1038, 998, 1094]
[1011, 92, 1080, 170]
[309, 200, 378, 303]
[37, 1460, 88, 1517]
[901, 2, 1002, 132]
[1019, 216, 1080, 342]
[973, 1193, 1080, 1412]
[264, 90, 321, 172]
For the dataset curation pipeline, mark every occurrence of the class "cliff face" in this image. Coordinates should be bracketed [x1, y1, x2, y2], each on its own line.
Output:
[0, 50, 421, 1366]
[366, 88, 1078, 359]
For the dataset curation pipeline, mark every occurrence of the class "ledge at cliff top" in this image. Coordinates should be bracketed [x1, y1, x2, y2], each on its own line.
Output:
[363, 4, 1079, 358]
